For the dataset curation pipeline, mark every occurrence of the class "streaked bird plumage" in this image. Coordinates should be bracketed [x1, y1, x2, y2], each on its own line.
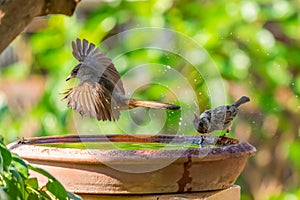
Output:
[62, 38, 180, 121]
[193, 96, 250, 135]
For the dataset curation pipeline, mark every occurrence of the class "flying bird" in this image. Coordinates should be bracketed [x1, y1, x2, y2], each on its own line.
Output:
[62, 38, 180, 121]
[193, 96, 250, 135]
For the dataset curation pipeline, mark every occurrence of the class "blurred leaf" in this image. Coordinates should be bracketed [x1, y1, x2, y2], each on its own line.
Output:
[28, 165, 69, 200]
[0, 138, 80, 199]
[11, 155, 29, 179]
[0, 143, 12, 171]
[25, 178, 39, 190]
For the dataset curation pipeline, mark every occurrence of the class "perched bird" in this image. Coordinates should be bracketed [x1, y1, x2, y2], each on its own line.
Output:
[193, 96, 250, 135]
[62, 38, 180, 121]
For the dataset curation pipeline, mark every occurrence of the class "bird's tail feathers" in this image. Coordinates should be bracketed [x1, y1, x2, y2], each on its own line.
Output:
[232, 96, 250, 107]
[128, 99, 180, 110]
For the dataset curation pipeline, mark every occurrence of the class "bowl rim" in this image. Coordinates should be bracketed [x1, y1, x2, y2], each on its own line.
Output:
[7, 134, 256, 164]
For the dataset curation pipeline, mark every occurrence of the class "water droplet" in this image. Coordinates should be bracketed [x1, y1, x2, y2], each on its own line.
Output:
[166, 65, 171, 70]
[194, 79, 197, 82]
[178, 122, 182, 126]
[179, 117, 182, 121]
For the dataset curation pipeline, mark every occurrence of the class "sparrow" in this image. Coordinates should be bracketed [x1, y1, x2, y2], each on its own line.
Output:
[193, 96, 250, 135]
[62, 38, 180, 121]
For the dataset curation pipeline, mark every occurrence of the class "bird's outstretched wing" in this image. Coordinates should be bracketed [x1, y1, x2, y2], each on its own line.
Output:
[62, 82, 120, 121]
[72, 38, 125, 94]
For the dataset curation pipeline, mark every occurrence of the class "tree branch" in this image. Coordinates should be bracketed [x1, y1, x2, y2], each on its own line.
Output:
[0, 0, 80, 53]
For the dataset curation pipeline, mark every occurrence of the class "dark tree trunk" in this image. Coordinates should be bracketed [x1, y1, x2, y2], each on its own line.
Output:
[0, 0, 80, 53]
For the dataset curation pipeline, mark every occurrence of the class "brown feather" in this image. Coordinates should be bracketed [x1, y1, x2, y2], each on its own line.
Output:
[127, 99, 180, 110]
[62, 82, 120, 121]
[82, 39, 88, 56]
[72, 39, 125, 95]
[64, 38, 180, 121]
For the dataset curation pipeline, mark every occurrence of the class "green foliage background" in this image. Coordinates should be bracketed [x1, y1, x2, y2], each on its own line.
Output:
[0, 0, 299, 199]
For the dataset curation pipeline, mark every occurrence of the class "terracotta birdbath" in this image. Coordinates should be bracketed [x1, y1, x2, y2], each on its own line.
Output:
[8, 134, 255, 195]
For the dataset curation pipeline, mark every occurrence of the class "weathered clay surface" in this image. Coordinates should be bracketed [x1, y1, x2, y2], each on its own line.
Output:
[8, 134, 256, 194]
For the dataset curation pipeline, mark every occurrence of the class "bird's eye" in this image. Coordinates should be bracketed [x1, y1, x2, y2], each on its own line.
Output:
[71, 70, 77, 75]
[72, 64, 81, 75]
[73, 67, 79, 73]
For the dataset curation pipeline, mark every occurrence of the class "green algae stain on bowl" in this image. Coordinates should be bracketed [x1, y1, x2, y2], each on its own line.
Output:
[37, 142, 202, 150]
[22, 134, 238, 150]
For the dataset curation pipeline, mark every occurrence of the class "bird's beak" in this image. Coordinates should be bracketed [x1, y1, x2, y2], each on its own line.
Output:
[65, 74, 74, 81]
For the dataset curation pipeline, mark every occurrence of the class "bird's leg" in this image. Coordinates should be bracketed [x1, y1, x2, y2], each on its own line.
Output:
[193, 132, 211, 145]
[201, 133, 212, 137]
[192, 135, 205, 145]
